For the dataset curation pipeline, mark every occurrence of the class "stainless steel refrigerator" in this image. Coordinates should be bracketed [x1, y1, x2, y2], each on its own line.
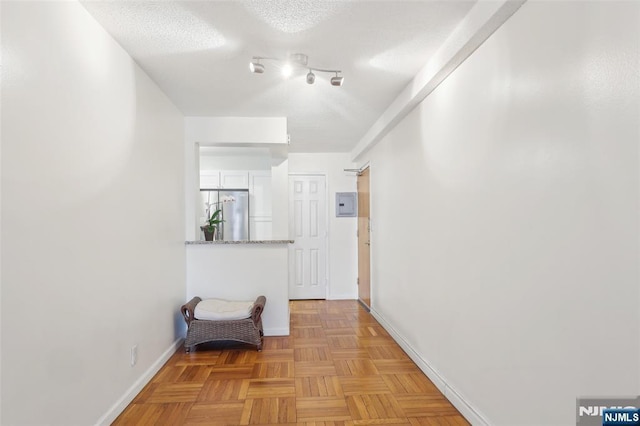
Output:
[200, 189, 250, 241]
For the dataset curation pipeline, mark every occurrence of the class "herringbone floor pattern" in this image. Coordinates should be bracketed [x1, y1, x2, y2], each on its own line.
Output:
[113, 300, 469, 425]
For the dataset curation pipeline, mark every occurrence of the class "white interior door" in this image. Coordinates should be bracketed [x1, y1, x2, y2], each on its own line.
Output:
[288, 175, 327, 300]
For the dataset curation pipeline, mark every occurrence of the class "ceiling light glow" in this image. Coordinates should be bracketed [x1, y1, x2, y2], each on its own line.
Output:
[281, 63, 293, 78]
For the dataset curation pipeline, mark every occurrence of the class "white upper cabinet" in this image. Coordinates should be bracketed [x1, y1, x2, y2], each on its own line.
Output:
[200, 171, 249, 189]
[249, 171, 272, 217]
[221, 171, 249, 189]
[200, 171, 221, 189]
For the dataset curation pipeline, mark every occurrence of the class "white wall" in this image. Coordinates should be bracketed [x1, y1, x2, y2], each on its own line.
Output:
[200, 153, 272, 172]
[289, 153, 358, 300]
[360, 2, 639, 425]
[186, 245, 290, 336]
[271, 159, 290, 240]
[0, 4, 3, 420]
[185, 117, 288, 145]
[1, 3, 185, 425]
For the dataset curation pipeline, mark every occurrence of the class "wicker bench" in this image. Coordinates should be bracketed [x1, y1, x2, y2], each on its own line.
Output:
[180, 296, 266, 352]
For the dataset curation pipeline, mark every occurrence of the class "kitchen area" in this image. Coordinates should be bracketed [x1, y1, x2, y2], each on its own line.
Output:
[184, 117, 293, 337]
[197, 148, 274, 242]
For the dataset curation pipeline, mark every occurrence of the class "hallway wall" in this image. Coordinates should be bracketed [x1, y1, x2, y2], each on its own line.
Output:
[360, 2, 639, 424]
[1, 2, 185, 424]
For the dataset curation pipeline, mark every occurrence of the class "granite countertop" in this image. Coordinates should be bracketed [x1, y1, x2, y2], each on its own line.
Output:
[186, 240, 294, 245]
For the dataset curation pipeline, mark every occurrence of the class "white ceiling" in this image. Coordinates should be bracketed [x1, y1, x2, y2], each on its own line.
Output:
[81, 1, 476, 153]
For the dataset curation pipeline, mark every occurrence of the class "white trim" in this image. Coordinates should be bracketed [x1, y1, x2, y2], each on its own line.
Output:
[95, 338, 184, 426]
[264, 327, 290, 336]
[323, 173, 330, 300]
[370, 309, 492, 426]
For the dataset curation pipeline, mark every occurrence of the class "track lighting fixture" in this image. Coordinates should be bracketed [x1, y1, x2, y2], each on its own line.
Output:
[306, 70, 315, 85]
[249, 53, 343, 87]
[330, 74, 344, 87]
[249, 60, 264, 74]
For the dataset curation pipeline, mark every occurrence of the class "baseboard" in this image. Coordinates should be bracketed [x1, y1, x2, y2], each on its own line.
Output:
[95, 338, 183, 426]
[357, 298, 371, 312]
[264, 327, 290, 336]
[370, 309, 491, 426]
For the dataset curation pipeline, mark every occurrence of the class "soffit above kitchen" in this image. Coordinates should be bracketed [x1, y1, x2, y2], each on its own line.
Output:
[81, 1, 476, 153]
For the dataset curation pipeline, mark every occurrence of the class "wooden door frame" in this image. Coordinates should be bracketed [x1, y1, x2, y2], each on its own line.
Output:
[357, 164, 371, 310]
[288, 172, 330, 300]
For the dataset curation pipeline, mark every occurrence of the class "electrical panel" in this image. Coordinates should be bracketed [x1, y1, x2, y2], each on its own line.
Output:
[336, 192, 357, 217]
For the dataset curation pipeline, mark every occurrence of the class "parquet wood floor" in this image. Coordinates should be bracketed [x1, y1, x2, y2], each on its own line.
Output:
[113, 300, 469, 426]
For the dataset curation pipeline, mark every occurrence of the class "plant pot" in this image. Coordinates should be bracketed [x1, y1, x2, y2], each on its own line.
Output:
[201, 226, 217, 241]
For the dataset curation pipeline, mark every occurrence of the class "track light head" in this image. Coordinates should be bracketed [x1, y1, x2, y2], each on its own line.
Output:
[306, 70, 315, 85]
[249, 61, 264, 74]
[330, 75, 344, 87]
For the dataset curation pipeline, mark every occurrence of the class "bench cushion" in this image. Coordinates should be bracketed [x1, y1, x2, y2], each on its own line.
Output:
[194, 298, 254, 321]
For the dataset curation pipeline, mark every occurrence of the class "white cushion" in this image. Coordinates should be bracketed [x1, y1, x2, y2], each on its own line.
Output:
[194, 298, 254, 321]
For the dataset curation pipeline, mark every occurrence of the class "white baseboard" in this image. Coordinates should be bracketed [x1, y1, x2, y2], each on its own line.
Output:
[370, 309, 491, 426]
[95, 338, 183, 426]
[264, 327, 290, 336]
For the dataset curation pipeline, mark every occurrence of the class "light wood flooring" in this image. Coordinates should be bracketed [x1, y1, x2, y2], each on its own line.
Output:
[113, 300, 469, 425]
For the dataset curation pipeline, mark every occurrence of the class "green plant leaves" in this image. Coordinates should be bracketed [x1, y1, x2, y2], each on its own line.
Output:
[207, 208, 224, 227]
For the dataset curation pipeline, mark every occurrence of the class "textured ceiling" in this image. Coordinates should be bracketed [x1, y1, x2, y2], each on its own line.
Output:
[81, 1, 476, 153]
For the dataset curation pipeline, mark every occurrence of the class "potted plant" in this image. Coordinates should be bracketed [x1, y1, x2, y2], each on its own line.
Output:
[201, 196, 235, 241]
[201, 207, 224, 241]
